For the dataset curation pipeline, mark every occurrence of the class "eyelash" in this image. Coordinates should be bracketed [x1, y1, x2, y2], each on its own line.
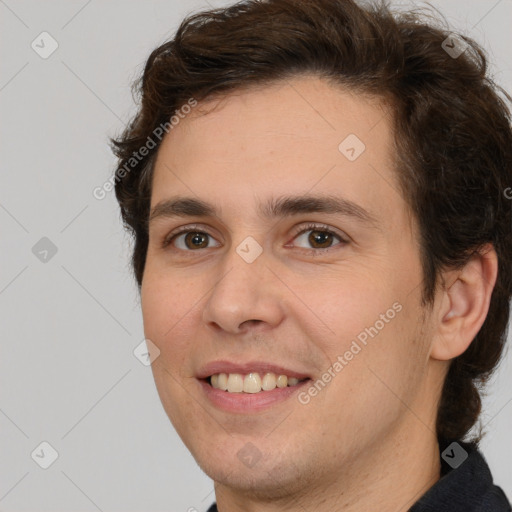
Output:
[161, 222, 349, 254]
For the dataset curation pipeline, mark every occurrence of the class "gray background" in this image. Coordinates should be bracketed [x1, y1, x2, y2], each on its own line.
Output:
[1, 0, 511, 510]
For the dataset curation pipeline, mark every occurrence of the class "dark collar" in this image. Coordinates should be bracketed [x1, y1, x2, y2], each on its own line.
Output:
[207, 440, 510, 512]
[409, 439, 510, 511]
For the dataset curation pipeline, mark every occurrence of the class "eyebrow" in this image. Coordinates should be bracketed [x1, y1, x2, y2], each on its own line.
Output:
[148, 194, 380, 229]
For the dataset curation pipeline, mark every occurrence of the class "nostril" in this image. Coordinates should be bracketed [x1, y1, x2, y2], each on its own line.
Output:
[240, 319, 263, 330]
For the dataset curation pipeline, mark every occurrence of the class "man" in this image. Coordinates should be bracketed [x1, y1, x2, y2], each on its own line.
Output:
[110, 0, 512, 510]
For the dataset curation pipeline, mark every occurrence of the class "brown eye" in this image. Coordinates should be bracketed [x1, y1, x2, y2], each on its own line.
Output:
[293, 226, 345, 251]
[308, 230, 334, 249]
[183, 232, 209, 249]
[165, 229, 221, 251]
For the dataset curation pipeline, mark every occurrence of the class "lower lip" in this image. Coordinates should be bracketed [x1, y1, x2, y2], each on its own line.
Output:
[199, 379, 310, 413]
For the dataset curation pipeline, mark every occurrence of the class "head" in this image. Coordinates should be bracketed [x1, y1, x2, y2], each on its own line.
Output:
[111, 0, 512, 498]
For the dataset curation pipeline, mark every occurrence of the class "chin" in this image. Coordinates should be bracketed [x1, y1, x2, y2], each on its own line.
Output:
[191, 442, 316, 501]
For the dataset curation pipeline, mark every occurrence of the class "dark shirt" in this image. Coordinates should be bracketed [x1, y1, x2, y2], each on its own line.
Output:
[207, 440, 510, 511]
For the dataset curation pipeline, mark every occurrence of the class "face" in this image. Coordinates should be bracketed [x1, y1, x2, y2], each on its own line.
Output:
[141, 76, 441, 499]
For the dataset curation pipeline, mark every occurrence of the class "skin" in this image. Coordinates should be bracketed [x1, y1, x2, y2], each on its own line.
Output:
[140, 75, 497, 511]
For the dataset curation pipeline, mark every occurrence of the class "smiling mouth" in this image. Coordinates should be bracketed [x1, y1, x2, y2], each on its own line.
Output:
[206, 372, 310, 393]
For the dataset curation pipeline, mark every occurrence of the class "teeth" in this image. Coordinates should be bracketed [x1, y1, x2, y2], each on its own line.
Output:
[209, 372, 305, 393]
[243, 373, 262, 393]
[217, 373, 228, 391]
[226, 373, 244, 393]
[276, 375, 288, 388]
[261, 372, 277, 390]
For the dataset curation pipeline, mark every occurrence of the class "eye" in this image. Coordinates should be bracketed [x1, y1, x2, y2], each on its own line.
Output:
[162, 225, 221, 251]
[161, 222, 348, 253]
[290, 223, 348, 251]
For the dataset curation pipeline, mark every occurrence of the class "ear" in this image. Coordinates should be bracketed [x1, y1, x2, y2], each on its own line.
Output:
[430, 244, 498, 361]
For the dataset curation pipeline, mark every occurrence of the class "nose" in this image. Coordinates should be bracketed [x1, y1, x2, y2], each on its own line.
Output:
[201, 244, 285, 335]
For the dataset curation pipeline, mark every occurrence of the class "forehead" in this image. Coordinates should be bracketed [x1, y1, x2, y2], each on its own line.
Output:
[150, 75, 407, 229]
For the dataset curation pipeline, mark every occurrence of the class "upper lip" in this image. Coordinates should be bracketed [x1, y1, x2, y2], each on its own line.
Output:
[197, 360, 311, 380]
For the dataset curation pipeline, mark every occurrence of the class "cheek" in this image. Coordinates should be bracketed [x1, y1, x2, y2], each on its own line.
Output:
[288, 267, 397, 348]
[292, 259, 426, 385]
[141, 275, 170, 338]
[312, 301, 427, 452]
[140, 270, 197, 362]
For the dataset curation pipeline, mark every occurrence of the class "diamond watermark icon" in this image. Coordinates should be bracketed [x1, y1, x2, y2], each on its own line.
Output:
[31, 441, 59, 469]
[32, 237, 58, 263]
[338, 134, 366, 161]
[133, 338, 160, 366]
[441, 34, 468, 59]
[441, 441, 468, 469]
[237, 442, 262, 468]
[31, 32, 59, 59]
[236, 236, 263, 263]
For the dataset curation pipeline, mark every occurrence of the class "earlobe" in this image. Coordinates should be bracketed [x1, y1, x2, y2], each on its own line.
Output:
[430, 244, 498, 361]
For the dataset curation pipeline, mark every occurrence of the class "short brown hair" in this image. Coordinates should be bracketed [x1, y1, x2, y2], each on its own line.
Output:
[110, 0, 512, 443]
